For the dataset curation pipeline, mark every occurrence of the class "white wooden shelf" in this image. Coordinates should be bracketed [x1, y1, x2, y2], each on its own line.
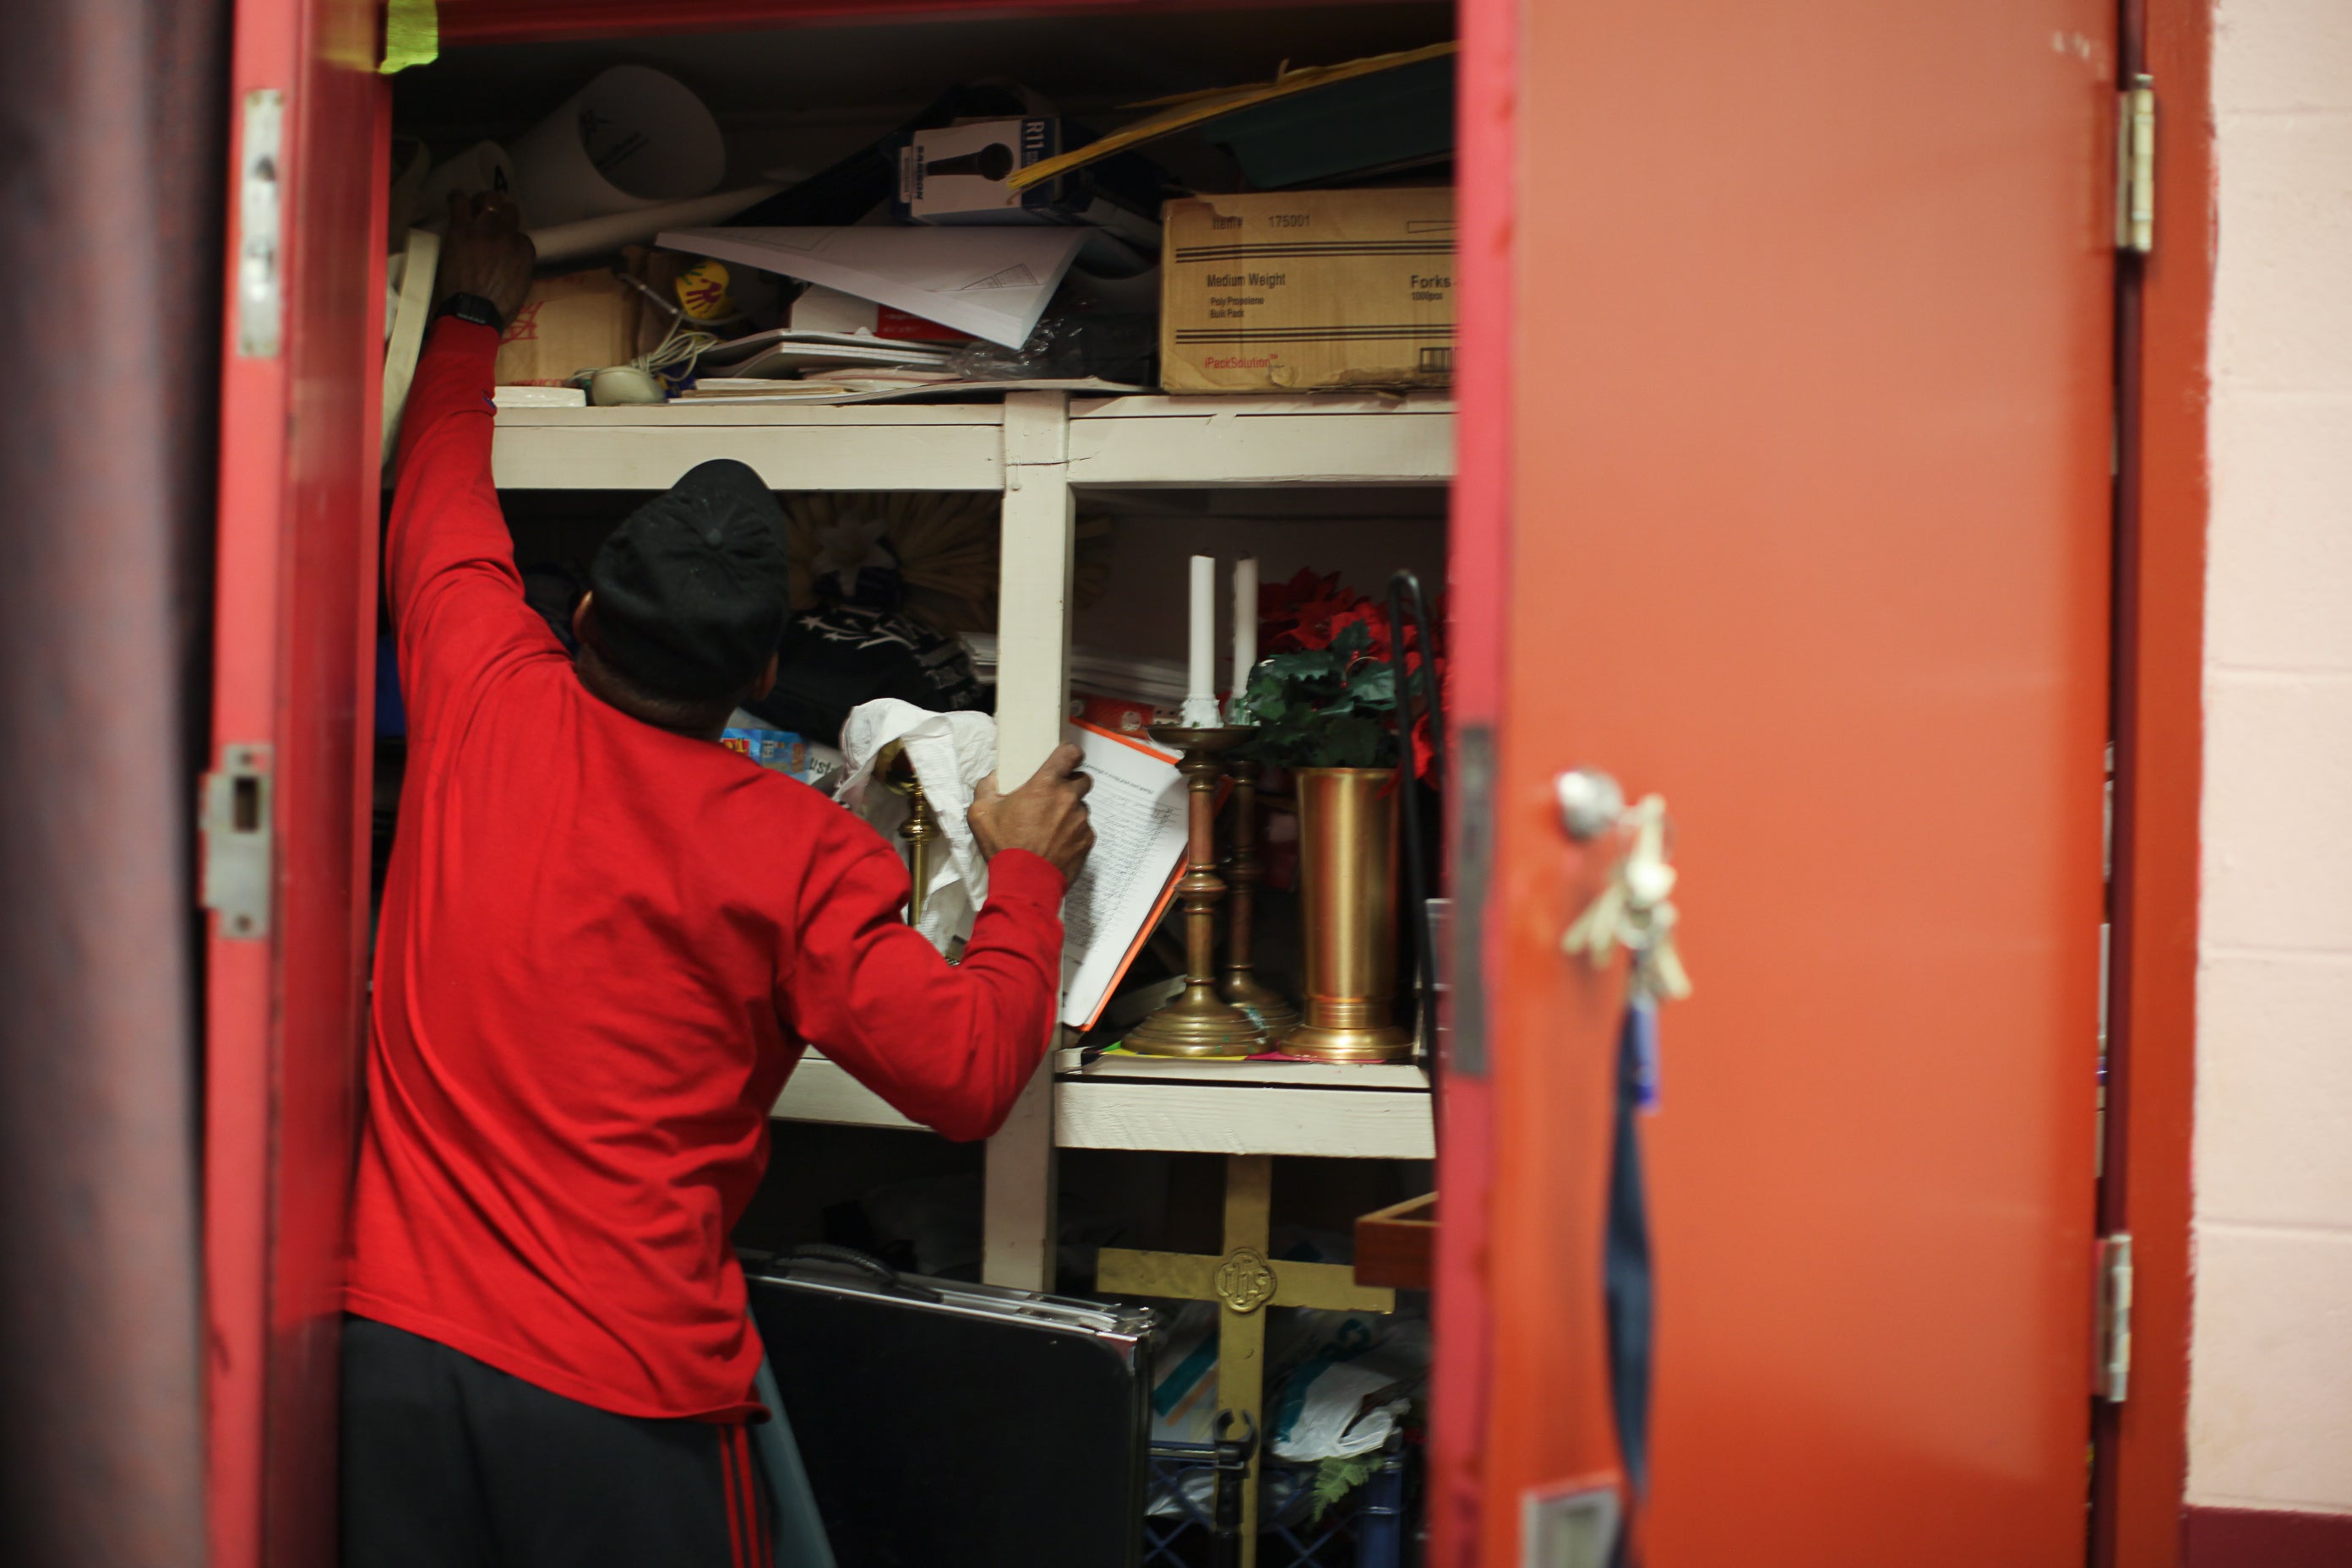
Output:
[1065, 393, 1453, 488]
[494, 387, 1449, 1286]
[773, 1050, 1434, 1161]
[493, 402, 1007, 491]
[491, 392, 1453, 492]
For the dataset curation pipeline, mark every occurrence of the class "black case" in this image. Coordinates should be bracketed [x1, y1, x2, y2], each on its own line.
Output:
[745, 1248, 1157, 1568]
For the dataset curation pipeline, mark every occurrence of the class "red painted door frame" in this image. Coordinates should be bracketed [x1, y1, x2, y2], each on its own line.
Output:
[207, 2, 2218, 1565]
[2097, 0, 2213, 1562]
[204, 3, 385, 1565]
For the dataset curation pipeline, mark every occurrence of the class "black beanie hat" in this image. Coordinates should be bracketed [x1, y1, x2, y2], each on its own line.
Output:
[589, 460, 792, 701]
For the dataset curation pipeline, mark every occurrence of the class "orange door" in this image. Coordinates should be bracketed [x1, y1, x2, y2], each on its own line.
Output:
[204, 3, 384, 1565]
[1437, 2, 2115, 1564]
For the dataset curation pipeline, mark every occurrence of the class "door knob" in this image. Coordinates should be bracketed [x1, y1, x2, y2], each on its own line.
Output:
[1555, 767, 1626, 842]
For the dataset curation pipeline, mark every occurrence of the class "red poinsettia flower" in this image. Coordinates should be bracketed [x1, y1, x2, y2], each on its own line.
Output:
[1261, 568, 1359, 654]
[1324, 601, 1392, 664]
[1247, 570, 1450, 781]
[1407, 651, 1451, 779]
[1257, 568, 1330, 638]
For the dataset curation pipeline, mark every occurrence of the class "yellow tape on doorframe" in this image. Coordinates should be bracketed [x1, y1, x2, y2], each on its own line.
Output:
[378, 0, 438, 74]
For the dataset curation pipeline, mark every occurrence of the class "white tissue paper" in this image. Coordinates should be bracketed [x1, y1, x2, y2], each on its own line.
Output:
[839, 700, 999, 952]
[1267, 1315, 1430, 1462]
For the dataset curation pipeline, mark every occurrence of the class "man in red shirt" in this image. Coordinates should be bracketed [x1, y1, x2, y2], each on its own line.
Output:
[340, 193, 1092, 1568]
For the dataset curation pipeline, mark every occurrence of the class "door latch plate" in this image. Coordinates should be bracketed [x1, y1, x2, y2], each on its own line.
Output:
[200, 744, 274, 939]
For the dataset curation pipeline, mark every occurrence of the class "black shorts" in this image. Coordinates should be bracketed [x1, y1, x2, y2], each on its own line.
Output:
[340, 1315, 776, 1568]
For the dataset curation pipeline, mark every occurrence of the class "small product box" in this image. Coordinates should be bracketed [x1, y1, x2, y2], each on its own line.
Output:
[892, 118, 1060, 224]
[889, 119, 1165, 264]
[1157, 188, 1456, 394]
[721, 726, 814, 783]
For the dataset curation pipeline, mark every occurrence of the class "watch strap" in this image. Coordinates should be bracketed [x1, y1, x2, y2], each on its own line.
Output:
[433, 291, 505, 333]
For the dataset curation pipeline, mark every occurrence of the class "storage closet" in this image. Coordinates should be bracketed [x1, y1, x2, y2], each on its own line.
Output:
[383, 8, 1456, 1563]
[213, 0, 2136, 1562]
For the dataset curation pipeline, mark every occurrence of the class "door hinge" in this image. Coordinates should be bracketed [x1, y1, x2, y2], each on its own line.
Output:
[2115, 75, 2156, 255]
[2095, 1232, 2134, 1402]
[236, 88, 286, 357]
[199, 744, 275, 939]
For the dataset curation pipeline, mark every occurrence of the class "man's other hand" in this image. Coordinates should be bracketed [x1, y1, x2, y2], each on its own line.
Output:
[968, 743, 1095, 885]
[438, 190, 535, 329]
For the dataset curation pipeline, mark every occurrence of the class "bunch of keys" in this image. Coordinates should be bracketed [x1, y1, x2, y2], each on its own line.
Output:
[1557, 770, 1692, 1106]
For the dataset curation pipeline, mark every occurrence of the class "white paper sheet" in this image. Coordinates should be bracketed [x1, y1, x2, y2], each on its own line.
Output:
[655, 226, 1090, 349]
[1058, 723, 1190, 1030]
[668, 377, 1149, 406]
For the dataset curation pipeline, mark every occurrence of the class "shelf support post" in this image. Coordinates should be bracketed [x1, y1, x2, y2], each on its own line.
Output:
[983, 391, 1075, 1291]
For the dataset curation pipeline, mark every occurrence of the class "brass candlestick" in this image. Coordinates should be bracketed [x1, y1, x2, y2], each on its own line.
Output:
[1125, 726, 1267, 1058]
[1220, 755, 1302, 1038]
[874, 739, 941, 928]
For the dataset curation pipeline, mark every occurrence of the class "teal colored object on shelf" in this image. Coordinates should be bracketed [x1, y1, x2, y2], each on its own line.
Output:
[1206, 56, 1455, 189]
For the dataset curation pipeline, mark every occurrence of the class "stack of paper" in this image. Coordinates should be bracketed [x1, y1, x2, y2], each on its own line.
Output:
[659, 226, 1091, 351]
[674, 307, 1146, 406]
[672, 376, 1146, 406]
[680, 371, 963, 402]
[695, 328, 956, 380]
[1073, 651, 1190, 708]
[961, 636, 1191, 708]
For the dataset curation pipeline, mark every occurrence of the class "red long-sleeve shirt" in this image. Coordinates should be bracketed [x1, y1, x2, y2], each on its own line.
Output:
[344, 319, 1064, 1421]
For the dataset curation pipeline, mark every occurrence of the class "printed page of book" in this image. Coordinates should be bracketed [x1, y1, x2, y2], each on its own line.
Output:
[1059, 721, 1189, 1030]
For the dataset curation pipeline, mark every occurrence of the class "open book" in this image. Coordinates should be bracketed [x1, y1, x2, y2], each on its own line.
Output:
[1057, 722, 1191, 1031]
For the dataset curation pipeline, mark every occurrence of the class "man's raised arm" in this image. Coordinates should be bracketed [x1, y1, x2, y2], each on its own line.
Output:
[385, 194, 543, 726]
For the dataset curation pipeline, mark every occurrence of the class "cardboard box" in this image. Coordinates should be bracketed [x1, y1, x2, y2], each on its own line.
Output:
[1158, 188, 1455, 395]
[495, 267, 642, 388]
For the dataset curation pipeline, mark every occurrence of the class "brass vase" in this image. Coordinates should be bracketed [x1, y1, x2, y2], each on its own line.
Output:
[1285, 767, 1415, 1062]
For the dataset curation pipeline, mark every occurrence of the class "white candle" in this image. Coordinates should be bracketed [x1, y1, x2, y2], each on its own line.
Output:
[1183, 554, 1221, 726]
[1232, 556, 1259, 704]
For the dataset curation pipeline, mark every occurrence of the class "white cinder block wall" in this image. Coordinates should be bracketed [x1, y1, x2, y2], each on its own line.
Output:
[2188, 0, 2352, 1519]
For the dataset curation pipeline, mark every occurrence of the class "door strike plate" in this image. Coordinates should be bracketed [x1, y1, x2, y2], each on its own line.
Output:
[200, 743, 275, 939]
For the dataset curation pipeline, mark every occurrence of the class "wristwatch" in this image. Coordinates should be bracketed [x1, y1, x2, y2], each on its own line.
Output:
[433, 291, 505, 333]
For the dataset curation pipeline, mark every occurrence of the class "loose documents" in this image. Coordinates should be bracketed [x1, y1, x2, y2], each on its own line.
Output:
[656, 226, 1091, 349]
[1058, 722, 1190, 1030]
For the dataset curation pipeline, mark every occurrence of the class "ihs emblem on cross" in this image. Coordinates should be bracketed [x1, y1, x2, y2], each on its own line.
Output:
[1213, 1247, 1277, 1315]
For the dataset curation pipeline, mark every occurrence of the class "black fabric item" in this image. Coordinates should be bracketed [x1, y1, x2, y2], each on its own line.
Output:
[591, 460, 791, 700]
[743, 603, 985, 746]
[340, 1315, 775, 1568]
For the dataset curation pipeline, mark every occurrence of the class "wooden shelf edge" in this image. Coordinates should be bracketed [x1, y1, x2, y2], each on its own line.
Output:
[776, 1052, 1437, 1156]
[1353, 1191, 1437, 1290]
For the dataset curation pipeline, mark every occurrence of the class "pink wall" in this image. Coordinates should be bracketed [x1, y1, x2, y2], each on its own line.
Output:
[2190, 0, 2352, 1521]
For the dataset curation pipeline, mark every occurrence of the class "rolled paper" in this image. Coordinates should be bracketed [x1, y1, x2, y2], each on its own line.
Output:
[1232, 555, 1259, 707]
[525, 184, 781, 267]
[509, 64, 726, 229]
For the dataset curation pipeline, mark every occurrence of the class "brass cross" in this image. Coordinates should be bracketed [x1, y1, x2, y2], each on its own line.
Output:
[1097, 1155, 1396, 1565]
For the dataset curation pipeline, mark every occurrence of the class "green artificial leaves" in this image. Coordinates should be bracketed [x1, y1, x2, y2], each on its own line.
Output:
[1236, 620, 1424, 770]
